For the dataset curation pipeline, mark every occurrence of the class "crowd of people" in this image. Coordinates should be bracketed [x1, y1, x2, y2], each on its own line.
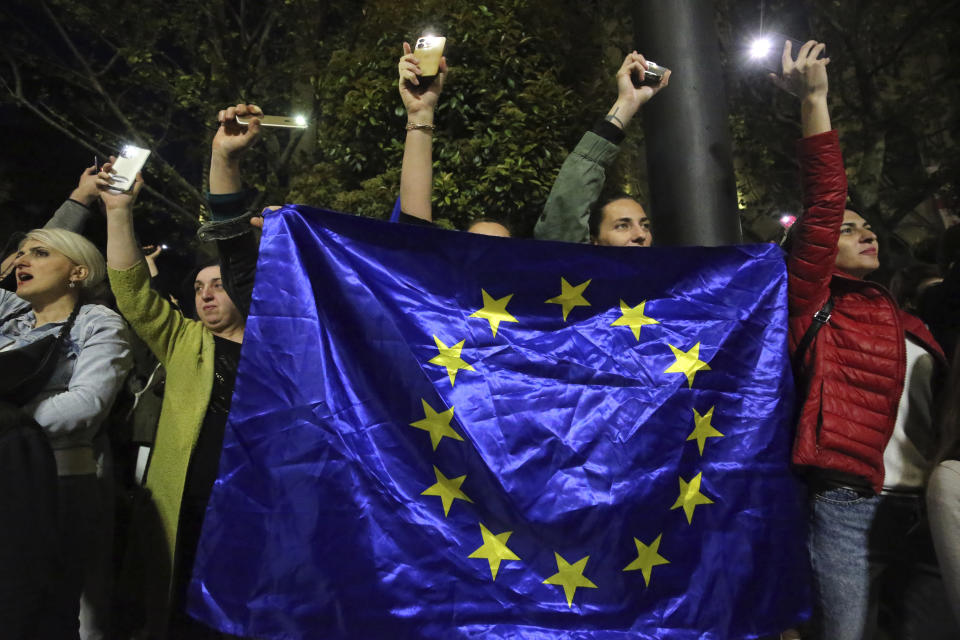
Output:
[0, 38, 957, 640]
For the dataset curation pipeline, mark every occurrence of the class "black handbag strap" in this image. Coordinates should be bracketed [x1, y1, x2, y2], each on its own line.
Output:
[0, 304, 81, 403]
[792, 296, 834, 383]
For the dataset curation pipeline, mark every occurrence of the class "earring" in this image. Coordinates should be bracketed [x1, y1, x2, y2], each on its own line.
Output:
[68, 281, 77, 289]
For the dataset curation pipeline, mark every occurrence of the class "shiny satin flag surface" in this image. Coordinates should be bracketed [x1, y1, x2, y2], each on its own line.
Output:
[189, 206, 810, 639]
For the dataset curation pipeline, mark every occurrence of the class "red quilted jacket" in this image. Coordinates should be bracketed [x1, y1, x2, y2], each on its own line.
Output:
[789, 131, 944, 493]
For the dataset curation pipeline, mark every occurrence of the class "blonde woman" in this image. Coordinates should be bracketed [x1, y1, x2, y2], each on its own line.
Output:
[0, 227, 132, 639]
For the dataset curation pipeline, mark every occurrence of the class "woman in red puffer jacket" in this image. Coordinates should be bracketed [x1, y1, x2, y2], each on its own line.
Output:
[779, 40, 956, 640]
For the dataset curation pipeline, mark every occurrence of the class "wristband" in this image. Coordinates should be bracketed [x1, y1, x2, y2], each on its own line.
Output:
[406, 122, 436, 132]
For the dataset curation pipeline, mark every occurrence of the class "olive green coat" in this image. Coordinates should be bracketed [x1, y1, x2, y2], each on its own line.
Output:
[109, 260, 214, 635]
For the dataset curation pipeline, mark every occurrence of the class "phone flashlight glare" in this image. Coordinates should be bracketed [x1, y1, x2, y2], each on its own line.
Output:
[749, 37, 773, 59]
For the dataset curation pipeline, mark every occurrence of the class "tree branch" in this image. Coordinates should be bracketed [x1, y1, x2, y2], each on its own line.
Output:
[887, 172, 952, 231]
[5, 93, 199, 223]
[38, 0, 204, 206]
[39, 0, 147, 145]
[853, 131, 886, 211]
[95, 51, 122, 78]
[3, 54, 23, 100]
[875, 0, 960, 72]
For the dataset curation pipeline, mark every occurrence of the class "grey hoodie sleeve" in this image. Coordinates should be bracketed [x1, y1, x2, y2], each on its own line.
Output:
[44, 199, 94, 233]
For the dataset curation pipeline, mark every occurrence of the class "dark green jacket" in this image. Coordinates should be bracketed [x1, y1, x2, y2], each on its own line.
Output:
[533, 121, 624, 243]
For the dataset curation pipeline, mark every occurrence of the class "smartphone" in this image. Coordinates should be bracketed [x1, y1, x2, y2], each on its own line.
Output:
[108, 144, 150, 192]
[630, 61, 668, 89]
[751, 34, 806, 74]
[415, 35, 446, 76]
[235, 114, 308, 128]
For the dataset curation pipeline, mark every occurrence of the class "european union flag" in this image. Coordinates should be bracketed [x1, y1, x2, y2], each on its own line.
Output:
[189, 206, 810, 639]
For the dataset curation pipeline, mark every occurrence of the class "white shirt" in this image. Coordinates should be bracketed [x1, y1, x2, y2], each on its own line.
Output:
[882, 337, 937, 490]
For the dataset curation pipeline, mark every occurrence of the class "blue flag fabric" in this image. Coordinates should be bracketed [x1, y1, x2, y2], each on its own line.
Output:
[189, 205, 810, 639]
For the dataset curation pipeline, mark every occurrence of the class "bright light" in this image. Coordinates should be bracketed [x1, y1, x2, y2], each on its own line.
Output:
[160, 244, 169, 250]
[779, 214, 797, 229]
[294, 114, 307, 126]
[749, 37, 772, 59]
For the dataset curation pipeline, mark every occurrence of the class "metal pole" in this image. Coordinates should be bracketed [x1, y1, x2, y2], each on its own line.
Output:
[636, 0, 742, 246]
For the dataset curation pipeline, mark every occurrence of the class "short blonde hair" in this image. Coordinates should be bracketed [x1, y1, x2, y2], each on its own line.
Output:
[22, 228, 106, 290]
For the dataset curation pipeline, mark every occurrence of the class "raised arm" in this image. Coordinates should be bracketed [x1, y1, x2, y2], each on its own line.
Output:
[201, 103, 265, 318]
[210, 103, 262, 196]
[604, 52, 671, 134]
[44, 164, 101, 233]
[100, 167, 194, 362]
[398, 41, 447, 222]
[773, 40, 831, 137]
[534, 52, 669, 242]
[100, 162, 145, 271]
[776, 41, 847, 314]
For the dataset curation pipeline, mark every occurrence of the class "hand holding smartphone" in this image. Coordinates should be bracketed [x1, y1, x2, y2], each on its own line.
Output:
[107, 145, 150, 192]
[414, 35, 446, 77]
[751, 33, 806, 74]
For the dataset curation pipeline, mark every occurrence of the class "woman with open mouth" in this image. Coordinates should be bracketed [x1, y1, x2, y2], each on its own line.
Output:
[0, 227, 132, 639]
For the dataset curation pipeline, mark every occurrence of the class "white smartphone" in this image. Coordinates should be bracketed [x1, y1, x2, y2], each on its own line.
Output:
[108, 144, 150, 192]
[235, 114, 308, 128]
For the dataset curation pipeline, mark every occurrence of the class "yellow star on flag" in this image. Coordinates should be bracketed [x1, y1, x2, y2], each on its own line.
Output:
[542, 552, 598, 607]
[468, 523, 521, 580]
[545, 277, 591, 321]
[410, 399, 463, 450]
[687, 406, 723, 455]
[429, 335, 475, 386]
[610, 299, 659, 340]
[670, 472, 714, 524]
[664, 342, 711, 388]
[421, 466, 473, 517]
[622, 533, 670, 587]
[469, 289, 518, 337]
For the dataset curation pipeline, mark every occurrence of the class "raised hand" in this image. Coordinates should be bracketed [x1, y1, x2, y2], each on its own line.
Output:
[606, 51, 671, 131]
[398, 41, 448, 122]
[96, 158, 144, 212]
[616, 52, 671, 110]
[141, 244, 163, 277]
[771, 40, 830, 100]
[771, 40, 832, 137]
[212, 103, 264, 160]
[70, 164, 101, 207]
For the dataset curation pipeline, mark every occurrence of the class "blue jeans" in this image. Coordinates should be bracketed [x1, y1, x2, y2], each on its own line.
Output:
[807, 486, 959, 640]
